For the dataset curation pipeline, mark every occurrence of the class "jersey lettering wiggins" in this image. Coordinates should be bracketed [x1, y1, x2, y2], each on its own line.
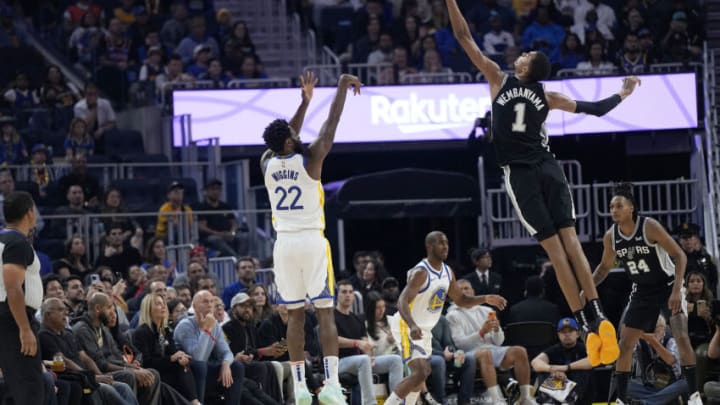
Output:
[264, 154, 325, 232]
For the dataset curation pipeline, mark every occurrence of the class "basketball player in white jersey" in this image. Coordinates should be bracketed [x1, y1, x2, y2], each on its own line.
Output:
[385, 231, 508, 405]
[261, 72, 362, 405]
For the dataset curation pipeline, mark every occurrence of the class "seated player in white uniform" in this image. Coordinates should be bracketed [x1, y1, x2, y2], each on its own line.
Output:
[384, 231, 507, 405]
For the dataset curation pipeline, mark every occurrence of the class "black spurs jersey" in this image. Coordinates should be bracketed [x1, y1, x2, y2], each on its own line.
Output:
[612, 216, 675, 287]
[491, 75, 553, 166]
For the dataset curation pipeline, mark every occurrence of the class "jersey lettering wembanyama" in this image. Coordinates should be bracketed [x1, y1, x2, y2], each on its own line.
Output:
[491, 74, 553, 166]
[612, 216, 675, 286]
[264, 154, 325, 232]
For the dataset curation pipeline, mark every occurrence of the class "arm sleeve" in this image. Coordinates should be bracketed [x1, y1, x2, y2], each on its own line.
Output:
[574, 94, 622, 117]
[173, 319, 215, 362]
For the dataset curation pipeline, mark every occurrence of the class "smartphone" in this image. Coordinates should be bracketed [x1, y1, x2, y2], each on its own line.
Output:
[90, 274, 100, 284]
[698, 300, 708, 313]
[487, 310, 496, 321]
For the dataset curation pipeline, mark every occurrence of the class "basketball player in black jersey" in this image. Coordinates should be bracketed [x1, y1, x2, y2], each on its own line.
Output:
[592, 183, 701, 405]
[446, 0, 641, 365]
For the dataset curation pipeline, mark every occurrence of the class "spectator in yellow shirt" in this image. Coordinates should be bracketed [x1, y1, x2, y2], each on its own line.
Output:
[156, 181, 193, 240]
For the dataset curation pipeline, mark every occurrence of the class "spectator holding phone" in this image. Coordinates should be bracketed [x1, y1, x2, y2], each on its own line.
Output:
[685, 271, 716, 349]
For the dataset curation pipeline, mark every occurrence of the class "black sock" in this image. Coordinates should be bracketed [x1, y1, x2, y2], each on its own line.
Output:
[590, 299, 606, 320]
[613, 371, 630, 402]
[683, 365, 698, 393]
[573, 309, 589, 331]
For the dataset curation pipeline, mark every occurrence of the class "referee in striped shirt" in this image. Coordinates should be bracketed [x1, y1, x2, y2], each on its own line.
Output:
[0, 191, 44, 403]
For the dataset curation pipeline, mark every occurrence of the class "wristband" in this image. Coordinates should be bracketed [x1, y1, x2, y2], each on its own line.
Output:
[567, 363, 572, 372]
[258, 348, 265, 357]
[203, 329, 217, 342]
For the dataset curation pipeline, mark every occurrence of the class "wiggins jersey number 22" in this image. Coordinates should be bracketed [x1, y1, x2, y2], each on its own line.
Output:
[274, 186, 304, 211]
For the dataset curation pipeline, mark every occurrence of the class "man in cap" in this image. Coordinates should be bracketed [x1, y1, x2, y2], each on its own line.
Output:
[155, 181, 193, 240]
[463, 248, 503, 297]
[222, 292, 284, 403]
[531, 318, 593, 404]
[677, 222, 718, 293]
[194, 178, 248, 257]
[187, 44, 211, 78]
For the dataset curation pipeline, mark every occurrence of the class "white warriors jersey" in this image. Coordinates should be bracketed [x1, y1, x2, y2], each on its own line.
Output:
[264, 153, 325, 232]
[407, 259, 451, 330]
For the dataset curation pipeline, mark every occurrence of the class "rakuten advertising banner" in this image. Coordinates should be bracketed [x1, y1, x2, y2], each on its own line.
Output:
[172, 73, 697, 146]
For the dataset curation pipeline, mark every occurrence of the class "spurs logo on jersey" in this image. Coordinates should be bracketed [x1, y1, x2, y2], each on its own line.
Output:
[491, 75, 553, 166]
[408, 259, 451, 330]
[612, 216, 674, 285]
[263, 154, 325, 232]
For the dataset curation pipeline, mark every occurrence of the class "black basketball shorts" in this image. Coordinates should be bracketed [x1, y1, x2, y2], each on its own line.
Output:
[622, 282, 682, 332]
[502, 159, 576, 241]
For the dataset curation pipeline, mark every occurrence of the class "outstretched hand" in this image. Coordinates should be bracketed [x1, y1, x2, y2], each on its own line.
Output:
[300, 71, 319, 102]
[619, 76, 641, 99]
[483, 294, 507, 310]
[339, 74, 362, 95]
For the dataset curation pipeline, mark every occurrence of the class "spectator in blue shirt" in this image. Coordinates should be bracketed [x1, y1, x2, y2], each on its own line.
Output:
[175, 16, 219, 65]
[550, 32, 585, 69]
[221, 257, 256, 308]
[174, 290, 245, 405]
[521, 6, 565, 56]
[187, 44, 211, 78]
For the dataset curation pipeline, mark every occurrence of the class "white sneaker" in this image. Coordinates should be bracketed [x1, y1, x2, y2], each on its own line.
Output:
[688, 391, 703, 405]
[615, 399, 626, 405]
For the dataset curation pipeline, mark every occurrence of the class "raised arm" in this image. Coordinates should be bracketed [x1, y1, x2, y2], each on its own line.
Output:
[445, 0, 504, 91]
[305, 74, 362, 180]
[288, 71, 318, 135]
[592, 231, 618, 287]
[447, 271, 507, 309]
[547, 76, 641, 115]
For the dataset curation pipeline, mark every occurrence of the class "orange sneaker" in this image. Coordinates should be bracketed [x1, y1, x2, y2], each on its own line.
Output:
[585, 332, 602, 367]
[598, 319, 620, 364]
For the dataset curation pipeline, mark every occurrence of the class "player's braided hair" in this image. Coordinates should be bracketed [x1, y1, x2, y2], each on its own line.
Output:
[527, 51, 551, 83]
[262, 119, 292, 153]
[612, 182, 638, 220]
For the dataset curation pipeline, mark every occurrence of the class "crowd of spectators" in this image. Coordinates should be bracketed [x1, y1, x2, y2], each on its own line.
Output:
[12, 219, 719, 404]
[302, 0, 704, 85]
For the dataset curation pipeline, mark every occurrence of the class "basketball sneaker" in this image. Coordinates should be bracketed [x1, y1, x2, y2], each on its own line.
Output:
[597, 319, 620, 364]
[688, 391, 703, 405]
[318, 383, 347, 405]
[294, 386, 313, 405]
[585, 331, 602, 367]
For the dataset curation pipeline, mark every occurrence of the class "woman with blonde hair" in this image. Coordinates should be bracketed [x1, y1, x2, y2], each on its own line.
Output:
[133, 293, 200, 404]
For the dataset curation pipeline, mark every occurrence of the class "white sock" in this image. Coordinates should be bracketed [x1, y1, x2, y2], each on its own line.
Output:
[291, 361, 307, 390]
[487, 385, 505, 401]
[384, 392, 402, 405]
[405, 391, 420, 405]
[323, 356, 340, 386]
[520, 384, 533, 399]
